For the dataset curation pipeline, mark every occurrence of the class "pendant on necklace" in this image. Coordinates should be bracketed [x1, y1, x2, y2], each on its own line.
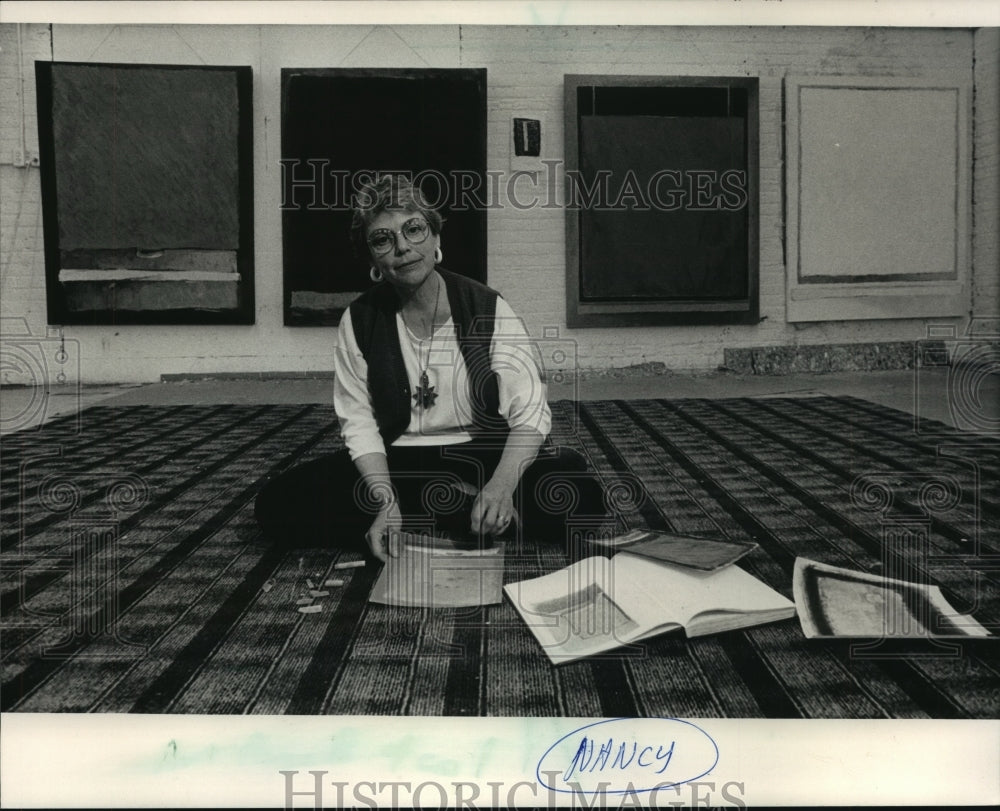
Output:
[414, 370, 438, 409]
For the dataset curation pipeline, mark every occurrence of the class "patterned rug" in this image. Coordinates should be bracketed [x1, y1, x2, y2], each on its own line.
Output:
[2, 397, 997, 717]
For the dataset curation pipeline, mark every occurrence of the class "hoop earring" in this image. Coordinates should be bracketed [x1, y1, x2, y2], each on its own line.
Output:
[434, 246, 443, 264]
[369, 266, 383, 283]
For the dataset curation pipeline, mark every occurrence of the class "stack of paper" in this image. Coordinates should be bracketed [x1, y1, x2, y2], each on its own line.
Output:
[369, 532, 505, 608]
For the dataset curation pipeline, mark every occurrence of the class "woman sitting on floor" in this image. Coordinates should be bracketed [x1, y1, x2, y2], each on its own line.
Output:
[255, 174, 605, 560]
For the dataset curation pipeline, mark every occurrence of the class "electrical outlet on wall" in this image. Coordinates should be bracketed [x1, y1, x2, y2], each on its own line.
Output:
[12, 151, 40, 168]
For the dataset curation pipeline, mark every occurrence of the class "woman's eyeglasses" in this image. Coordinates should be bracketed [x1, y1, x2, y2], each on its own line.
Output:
[367, 218, 430, 256]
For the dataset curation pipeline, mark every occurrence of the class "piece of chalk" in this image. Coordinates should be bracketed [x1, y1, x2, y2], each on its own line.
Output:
[309, 589, 329, 598]
[298, 604, 322, 614]
[324, 578, 346, 587]
[306, 578, 316, 589]
[296, 597, 313, 606]
[334, 560, 366, 570]
[261, 579, 275, 593]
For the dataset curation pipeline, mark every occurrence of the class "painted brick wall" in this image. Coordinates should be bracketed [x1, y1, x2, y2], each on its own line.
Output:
[0, 23, 991, 383]
[1, 24, 49, 350]
[973, 27, 1000, 326]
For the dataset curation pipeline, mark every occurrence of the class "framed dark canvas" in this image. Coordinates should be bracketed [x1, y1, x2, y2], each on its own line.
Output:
[565, 75, 759, 327]
[35, 61, 255, 325]
[280, 67, 487, 326]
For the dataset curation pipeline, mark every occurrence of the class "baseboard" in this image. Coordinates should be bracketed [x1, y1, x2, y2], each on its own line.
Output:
[155, 342, 954, 382]
[723, 341, 948, 375]
[160, 371, 336, 382]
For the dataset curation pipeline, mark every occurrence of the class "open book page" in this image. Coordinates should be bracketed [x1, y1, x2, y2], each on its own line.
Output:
[794, 558, 990, 638]
[369, 541, 504, 608]
[502, 556, 658, 663]
[611, 553, 796, 636]
[503, 553, 797, 663]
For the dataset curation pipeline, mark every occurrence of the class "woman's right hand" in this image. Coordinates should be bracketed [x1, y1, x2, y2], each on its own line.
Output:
[365, 500, 403, 562]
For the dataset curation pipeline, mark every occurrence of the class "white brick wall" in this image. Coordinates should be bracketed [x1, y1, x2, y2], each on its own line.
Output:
[0, 23, 992, 383]
[973, 27, 999, 324]
[1, 23, 49, 349]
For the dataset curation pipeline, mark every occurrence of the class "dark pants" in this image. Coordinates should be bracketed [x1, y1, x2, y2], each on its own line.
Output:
[253, 442, 607, 553]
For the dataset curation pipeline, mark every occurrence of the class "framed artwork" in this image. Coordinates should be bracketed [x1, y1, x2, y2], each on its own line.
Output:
[35, 61, 255, 325]
[565, 75, 759, 327]
[281, 67, 487, 326]
[784, 75, 970, 322]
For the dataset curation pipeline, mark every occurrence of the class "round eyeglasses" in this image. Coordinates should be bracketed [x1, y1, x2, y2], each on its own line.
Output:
[366, 217, 430, 256]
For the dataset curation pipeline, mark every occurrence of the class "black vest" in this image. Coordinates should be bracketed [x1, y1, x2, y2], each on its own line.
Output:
[349, 268, 509, 446]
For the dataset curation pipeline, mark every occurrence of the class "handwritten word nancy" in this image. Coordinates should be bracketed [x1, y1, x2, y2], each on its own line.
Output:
[564, 736, 675, 780]
[537, 717, 719, 794]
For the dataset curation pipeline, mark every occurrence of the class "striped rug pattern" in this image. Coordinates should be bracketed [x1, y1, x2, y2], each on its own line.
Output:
[2, 397, 997, 717]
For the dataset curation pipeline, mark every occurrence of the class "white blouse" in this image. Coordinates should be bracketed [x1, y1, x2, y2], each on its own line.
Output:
[333, 295, 552, 460]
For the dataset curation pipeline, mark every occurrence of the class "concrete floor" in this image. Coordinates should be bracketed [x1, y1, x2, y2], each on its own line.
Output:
[2, 367, 997, 437]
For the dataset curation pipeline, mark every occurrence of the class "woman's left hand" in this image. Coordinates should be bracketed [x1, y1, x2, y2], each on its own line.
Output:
[470, 479, 516, 537]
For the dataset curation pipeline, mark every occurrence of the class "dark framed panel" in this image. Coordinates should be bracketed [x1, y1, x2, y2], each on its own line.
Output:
[565, 75, 759, 327]
[281, 68, 487, 326]
[35, 61, 255, 325]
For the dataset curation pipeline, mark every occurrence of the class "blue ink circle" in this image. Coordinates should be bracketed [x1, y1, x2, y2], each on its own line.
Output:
[535, 717, 719, 795]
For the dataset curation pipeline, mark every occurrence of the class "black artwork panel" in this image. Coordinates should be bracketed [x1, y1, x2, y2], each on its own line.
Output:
[51, 64, 240, 250]
[565, 75, 758, 327]
[36, 61, 254, 325]
[281, 69, 487, 326]
[579, 116, 747, 301]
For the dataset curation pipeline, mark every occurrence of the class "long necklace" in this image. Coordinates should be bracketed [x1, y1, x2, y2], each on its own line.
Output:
[410, 274, 440, 410]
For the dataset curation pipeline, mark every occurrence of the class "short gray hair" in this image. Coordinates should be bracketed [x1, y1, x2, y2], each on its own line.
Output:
[349, 174, 444, 257]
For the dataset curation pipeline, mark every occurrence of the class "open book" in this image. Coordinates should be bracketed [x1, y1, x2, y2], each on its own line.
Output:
[504, 553, 796, 664]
